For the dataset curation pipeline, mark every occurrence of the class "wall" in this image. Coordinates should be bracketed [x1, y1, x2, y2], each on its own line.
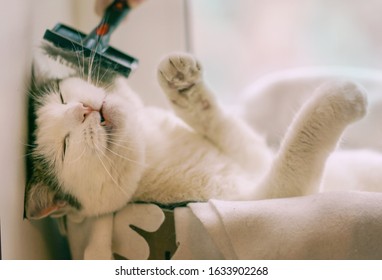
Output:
[0, 0, 188, 259]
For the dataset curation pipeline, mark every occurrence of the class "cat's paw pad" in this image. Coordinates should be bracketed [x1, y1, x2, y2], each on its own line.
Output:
[320, 81, 368, 123]
[158, 54, 202, 92]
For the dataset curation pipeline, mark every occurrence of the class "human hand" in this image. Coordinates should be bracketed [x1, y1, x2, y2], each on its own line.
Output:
[95, 0, 146, 16]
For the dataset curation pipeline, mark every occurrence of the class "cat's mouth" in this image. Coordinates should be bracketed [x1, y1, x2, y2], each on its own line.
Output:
[100, 104, 108, 127]
[100, 107, 106, 124]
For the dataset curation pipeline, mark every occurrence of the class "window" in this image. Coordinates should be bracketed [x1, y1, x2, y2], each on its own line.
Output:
[189, 0, 382, 103]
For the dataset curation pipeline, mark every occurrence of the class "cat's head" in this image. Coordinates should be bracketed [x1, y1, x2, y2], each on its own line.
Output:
[25, 75, 146, 219]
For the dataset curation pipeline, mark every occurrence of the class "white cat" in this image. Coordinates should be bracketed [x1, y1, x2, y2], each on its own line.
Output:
[25, 53, 369, 258]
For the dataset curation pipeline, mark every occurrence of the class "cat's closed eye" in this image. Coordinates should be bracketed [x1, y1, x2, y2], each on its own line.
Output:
[59, 90, 66, 105]
[63, 133, 70, 160]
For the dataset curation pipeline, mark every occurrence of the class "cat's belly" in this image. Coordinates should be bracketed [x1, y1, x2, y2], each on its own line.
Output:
[133, 141, 251, 204]
[134, 164, 245, 204]
[135, 108, 258, 203]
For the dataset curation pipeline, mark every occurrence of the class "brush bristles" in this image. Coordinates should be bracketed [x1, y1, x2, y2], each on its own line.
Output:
[41, 42, 120, 85]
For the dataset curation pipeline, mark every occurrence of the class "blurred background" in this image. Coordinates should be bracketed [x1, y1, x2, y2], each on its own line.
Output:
[1, 0, 382, 259]
[191, 0, 382, 103]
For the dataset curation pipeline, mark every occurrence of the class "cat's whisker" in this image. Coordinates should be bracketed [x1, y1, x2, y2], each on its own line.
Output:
[98, 131, 131, 138]
[87, 50, 94, 84]
[105, 138, 135, 145]
[104, 137, 135, 145]
[19, 139, 37, 148]
[95, 55, 116, 89]
[97, 68, 110, 87]
[20, 151, 36, 159]
[93, 142, 131, 198]
[27, 84, 41, 100]
[102, 79, 115, 92]
[100, 143, 146, 167]
[80, 35, 88, 80]
[105, 139, 136, 151]
[78, 50, 85, 81]
[94, 56, 102, 87]
[100, 127, 128, 132]
[98, 131, 135, 139]
[66, 146, 87, 164]
[102, 126, 139, 133]
[67, 36, 85, 80]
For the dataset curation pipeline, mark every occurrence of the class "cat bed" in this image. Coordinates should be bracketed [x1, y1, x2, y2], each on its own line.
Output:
[64, 191, 382, 259]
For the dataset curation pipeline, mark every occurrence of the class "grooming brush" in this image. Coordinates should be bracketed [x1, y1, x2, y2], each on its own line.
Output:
[43, 0, 138, 78]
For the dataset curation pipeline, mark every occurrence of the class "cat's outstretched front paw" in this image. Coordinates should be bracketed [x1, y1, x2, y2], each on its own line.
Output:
[158, 53, 202, 92]
[157, 54, 213, 110]
[157, 53, 227, 138]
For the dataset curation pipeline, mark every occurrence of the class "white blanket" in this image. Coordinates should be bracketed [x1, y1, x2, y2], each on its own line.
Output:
[65, 191, 382, 259]
[173, 191, 382, 259]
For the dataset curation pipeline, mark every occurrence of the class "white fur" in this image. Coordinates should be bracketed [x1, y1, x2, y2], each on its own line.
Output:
[323, 149, 382, 193]
[34, 53, 376, 259]
[35, 78, 145, 216]
[35, 54, 372, 213]
[240, 68, 382, 195]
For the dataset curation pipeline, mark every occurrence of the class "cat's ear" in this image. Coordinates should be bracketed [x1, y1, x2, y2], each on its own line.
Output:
[24, 181, 67, 220]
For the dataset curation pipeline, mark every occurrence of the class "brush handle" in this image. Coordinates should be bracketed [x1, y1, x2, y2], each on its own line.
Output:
[84, 0, 130, 52]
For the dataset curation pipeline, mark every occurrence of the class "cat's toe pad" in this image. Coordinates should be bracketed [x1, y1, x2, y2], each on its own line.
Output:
[158, 54, 202, 91]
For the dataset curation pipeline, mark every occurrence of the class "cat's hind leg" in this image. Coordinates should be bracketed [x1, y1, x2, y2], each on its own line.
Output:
[158, 54, 272, 172]
[255, 81, 368, 199]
